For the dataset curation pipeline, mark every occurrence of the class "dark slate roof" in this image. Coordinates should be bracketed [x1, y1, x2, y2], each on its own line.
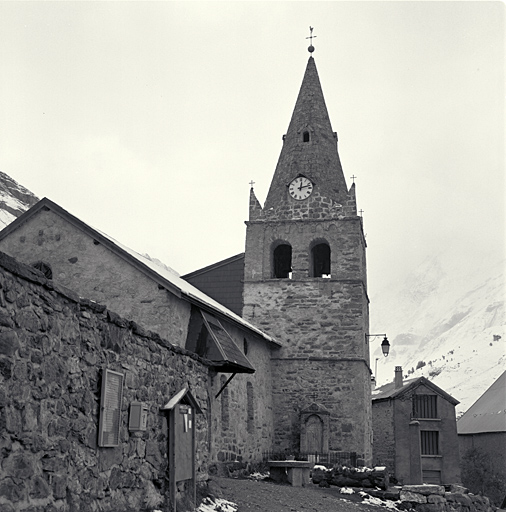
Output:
[457, 371, 506, 434]
[182, 254, 245, 316]
[372, 376, 459, 406]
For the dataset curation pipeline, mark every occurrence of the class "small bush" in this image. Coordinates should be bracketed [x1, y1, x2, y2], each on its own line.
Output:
[461, 447, 506, 507]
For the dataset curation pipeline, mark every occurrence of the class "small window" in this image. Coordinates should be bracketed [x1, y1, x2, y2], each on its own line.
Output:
[312, 243, 331, 277]
[303, 131, 310, 142]
[413, 395, 438, 419]
[421, 430, 439, 455]
[273, 244, 292, 278]
[243, 338, 248, 355]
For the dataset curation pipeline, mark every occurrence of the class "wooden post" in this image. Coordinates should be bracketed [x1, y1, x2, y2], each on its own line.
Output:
[169, 409, 176, 511]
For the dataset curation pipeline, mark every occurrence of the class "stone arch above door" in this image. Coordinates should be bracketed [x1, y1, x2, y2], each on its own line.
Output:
[300, 402, 330, 454]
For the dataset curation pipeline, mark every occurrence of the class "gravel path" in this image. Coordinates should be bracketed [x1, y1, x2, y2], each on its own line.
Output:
[211, 477, 382, 512]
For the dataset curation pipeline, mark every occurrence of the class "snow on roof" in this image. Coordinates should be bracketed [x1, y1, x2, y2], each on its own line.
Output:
[457, 371, 506, 434]
[96, 227, 279, 345]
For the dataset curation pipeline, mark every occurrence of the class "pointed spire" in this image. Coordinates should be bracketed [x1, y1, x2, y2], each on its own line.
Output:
[248, 186, 263, 221]
[264, 56, 350, 213]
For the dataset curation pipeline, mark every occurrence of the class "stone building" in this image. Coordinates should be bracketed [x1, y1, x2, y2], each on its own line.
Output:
[186, 55, 373, 463]
[372, 367, 461, 485]
[0, 197, 281, 468]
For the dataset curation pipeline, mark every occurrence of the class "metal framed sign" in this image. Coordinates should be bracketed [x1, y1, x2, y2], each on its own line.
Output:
[98, 369, 124, 447]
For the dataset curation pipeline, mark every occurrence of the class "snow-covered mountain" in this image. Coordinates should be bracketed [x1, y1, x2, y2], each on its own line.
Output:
[0, 171, 39, 228]
[371, 252, 505, 416]
[0, 171, 503, 416]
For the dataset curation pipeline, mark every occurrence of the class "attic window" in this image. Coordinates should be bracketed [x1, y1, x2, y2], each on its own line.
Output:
[273, 244, 292, 279]
[32, 261, 53, 280]
[413, 395, 438, 419]
[303, 131, 310, 142]
[311, 243, 331, 278]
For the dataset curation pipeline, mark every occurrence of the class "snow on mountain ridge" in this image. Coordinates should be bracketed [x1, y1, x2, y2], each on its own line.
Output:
[0, 171, 38, 223]
[373, 255, 505, 414]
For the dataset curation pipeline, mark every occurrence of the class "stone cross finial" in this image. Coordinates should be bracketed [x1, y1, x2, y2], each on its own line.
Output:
[350, 175, 357, 184]
[249, 180, 255, 188]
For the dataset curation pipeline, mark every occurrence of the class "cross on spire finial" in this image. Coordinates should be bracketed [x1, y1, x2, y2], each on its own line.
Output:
[249, 180, 255, 189]
[306, 27, 316, 53]
[351, 175, 357, 184]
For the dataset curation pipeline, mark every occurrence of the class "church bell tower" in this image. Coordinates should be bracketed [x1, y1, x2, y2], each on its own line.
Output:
[243, 49, 372, 463]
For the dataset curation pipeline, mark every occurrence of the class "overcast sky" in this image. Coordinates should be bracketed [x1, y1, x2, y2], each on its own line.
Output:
[0, 1, 504, 298]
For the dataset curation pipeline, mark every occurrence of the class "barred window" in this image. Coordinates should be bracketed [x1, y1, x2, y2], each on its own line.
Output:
[220, 375, 229, 430]
[247, 382, 254, 434]
[421, 430, 439, 455]
[413, 394, 438, 418]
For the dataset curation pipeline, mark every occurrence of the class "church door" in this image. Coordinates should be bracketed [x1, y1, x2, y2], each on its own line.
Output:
[306, 414, 323, 454]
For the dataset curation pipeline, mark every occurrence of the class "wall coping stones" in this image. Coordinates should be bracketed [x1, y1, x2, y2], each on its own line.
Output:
[402, 485, 446, 496]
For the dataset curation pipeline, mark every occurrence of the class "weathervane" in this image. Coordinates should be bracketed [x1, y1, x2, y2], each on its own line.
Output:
[306, 26, 316, 53]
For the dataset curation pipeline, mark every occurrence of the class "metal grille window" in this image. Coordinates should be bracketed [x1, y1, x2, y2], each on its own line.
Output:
[420, 430, 439, 455]
[413, 394, 438, 418]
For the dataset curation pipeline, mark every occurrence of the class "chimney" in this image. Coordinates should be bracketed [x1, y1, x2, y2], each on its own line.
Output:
[394, 366, 403, 389]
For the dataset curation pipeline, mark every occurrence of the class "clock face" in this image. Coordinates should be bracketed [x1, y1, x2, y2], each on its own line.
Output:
[288, 176, 313, 200]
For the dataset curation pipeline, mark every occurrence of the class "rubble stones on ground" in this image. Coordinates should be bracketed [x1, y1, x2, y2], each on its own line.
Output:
[312, 465, 388, 490]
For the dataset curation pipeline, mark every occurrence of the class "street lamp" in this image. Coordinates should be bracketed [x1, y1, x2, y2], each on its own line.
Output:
[365, 334, 390, 357]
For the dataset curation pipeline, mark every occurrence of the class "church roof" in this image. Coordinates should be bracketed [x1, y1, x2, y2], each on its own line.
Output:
[457, 371, 506, 434]
[264, 56, 349, 210]
[0, 197, 280, 348]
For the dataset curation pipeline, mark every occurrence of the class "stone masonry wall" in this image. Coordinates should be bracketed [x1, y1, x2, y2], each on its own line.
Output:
[399, 484, 495, 512]
[371, 399, 395, 474]
[244, 280, 369, 360]
[208, 321, 275, 470]
[0, 251, 211, 512]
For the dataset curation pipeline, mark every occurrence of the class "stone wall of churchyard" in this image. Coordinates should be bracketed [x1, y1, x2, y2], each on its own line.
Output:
[398, 484, 496, 512]
[0, 251, 210, 512]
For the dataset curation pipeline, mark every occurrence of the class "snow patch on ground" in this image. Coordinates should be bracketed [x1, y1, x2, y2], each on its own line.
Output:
[248, 472, 269, 480]
[359, 492, 402, 510]
[195, 496, 238, 512]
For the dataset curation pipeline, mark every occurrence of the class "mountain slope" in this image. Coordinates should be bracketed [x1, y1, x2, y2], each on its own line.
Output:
[371, 254, 505, 415]
[0, 171, 39, 228]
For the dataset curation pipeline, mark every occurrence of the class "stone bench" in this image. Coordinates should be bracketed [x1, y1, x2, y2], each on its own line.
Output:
[268, 460, 314, 487]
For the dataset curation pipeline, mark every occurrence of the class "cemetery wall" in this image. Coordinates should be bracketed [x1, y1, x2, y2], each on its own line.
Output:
[0, 250, 210, 512]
